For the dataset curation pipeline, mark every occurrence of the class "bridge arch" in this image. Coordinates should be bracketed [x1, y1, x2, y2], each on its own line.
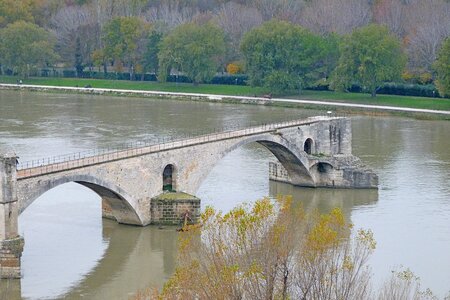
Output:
[18, 174, 143, 225]
[189, 133, 315, 194]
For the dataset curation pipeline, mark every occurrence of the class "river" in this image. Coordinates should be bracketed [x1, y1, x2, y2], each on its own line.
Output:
[0, 90, 449, 299]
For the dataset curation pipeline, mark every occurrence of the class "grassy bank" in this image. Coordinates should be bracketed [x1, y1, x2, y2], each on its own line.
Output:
[1, 75, 450, 111]
[0, 76, 267, 96]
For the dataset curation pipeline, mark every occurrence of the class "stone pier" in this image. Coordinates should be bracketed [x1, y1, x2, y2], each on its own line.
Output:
[0, 116, 377, 279]
[150, 192, 200, 226]
[0, 151, 24, 278]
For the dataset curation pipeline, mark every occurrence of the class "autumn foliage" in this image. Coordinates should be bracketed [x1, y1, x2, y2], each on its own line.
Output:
[132, 197, 441, 300]
[147, 197, 378, 299]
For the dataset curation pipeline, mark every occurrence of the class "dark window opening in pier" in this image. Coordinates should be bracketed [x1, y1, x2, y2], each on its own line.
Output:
[318, 162, 327, 173]
[163, 164, 175, 192]
[304, 138, 313, 155]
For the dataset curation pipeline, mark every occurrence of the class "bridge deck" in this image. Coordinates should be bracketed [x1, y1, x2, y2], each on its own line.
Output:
[16, 116, 339, 179]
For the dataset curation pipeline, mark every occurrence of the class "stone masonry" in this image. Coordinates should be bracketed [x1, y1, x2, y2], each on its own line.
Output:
[0, 150, 24, 278]
[150, 192, 200, 226]
[0, 116, 377, 278]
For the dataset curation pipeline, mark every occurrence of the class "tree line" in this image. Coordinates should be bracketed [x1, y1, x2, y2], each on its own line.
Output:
[0, 0, 449, 97]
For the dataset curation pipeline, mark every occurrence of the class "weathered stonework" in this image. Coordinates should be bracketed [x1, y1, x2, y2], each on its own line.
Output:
[269, 155, 378, 189]
[150, 192, 200, 225]
[1, 117, 377, 278]
[0, 150, 23, 278]
[0, 236, 24, 278]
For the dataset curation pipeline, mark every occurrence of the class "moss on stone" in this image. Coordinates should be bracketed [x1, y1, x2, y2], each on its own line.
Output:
[153, 192, 199, 201]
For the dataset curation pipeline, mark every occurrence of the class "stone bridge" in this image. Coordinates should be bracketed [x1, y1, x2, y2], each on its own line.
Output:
[0, 116, 377, 278]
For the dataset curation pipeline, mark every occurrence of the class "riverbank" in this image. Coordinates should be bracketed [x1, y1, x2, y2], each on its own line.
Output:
[1, 80, 449, 120]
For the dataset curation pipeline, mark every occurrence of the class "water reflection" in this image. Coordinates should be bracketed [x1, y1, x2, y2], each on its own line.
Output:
[62, 222, 178, 300]
[0, 90, 449, 298]
[269, 181, 379, 216]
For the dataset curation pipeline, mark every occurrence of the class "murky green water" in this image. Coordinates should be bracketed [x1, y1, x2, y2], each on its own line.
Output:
[0, 90, 449, 299]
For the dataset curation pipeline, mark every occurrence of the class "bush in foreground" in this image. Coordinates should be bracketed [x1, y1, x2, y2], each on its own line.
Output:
[134, 197, 441, 300]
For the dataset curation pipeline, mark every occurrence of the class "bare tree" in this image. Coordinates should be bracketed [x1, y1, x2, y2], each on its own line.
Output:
[113, 0, 148, 17]
[215, 2, 263, 61]
[50, 5, 100, 73]
[404, 0, 450, 71]
[300, 0, 372, 35]
[144, 2, 200, 32]
[253, 0, 303, 22]
[373, 0, 408, 37]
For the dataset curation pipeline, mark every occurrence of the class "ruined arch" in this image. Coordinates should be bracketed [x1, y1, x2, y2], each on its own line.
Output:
[189, 134, 315, 194]
[17, 175, 143, 225]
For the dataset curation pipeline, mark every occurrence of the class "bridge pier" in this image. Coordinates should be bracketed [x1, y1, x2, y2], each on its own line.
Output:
[0, 151, 24, 279]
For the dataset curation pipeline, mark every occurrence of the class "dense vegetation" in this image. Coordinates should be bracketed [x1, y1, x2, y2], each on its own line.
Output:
[135, 197, 443, 299]
[0, 0, 449, 97]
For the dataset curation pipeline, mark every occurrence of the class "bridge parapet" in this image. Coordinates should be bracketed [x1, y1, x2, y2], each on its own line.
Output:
[16, 116, 341, 179]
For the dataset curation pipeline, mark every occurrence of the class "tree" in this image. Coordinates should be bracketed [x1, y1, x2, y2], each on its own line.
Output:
[141, 30, 163, 77]
[333, 24, 406, 97]
[300, 0, 372, 35]
[0, 0, 36, 27]
[404, 0, 450, 72]
[149, 197, 376, 299]
[158, 22, 225, 85]
[50, 5, 100, 77]
[0, 21, 58, 77]
[102, 16, 148, 80]
[215, 2, 263, 62]
[144, 3, 200, 32]
[241, 20, 329, 95]
[433, 38, 450, 97]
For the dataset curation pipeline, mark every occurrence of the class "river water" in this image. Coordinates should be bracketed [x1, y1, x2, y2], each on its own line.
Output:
[0, 90, 449, 299]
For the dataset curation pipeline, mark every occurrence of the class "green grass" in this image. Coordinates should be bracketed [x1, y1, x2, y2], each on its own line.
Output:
[0, 76, 267, 96]
[153, 192, 199, 201]
[1, 75, 449, 111]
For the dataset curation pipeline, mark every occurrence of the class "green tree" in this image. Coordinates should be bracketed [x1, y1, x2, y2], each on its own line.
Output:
[433, 38, 450, 98]
[102, 16, 148, 80]
[333, 24, 406, 97]
[241, 20, 330, 95]
[141, 30, 163, 77]
[0, 21, 57, 77]
[0, 0, 35, 27]
[158, 22, 225, 85]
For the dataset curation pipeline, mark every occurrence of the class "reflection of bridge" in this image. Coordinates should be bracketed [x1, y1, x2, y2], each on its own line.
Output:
[0, 116, 377, 278]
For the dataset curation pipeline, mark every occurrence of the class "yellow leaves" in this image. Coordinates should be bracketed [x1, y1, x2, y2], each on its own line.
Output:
[307, 208, 349, 252]
[342, 256, 354, 271]
[226, 63, 240, 74]
[150, 197, 380, 299]
[357, 229, 376, 250]
[394, 268, 419, 282]
[201, 205, 216, 223]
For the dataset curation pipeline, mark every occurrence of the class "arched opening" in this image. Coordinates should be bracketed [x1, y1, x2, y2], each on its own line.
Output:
[16, 176, 146, 298]
[304, 138, 313, 155]
[18, 182, 108, 299]
[195, 136, 315, 212]
[163, 164, 175, 192]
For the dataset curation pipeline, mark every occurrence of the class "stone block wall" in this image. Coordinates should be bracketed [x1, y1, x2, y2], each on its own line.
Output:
[0, 237, 24, 278]
[150, 193, 200, 226]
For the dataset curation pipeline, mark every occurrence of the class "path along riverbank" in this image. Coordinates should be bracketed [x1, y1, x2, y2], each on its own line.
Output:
[1, 83, 449, 119]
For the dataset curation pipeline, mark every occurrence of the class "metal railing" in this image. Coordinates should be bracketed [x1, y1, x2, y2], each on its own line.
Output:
[16, 116, 343, 179]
